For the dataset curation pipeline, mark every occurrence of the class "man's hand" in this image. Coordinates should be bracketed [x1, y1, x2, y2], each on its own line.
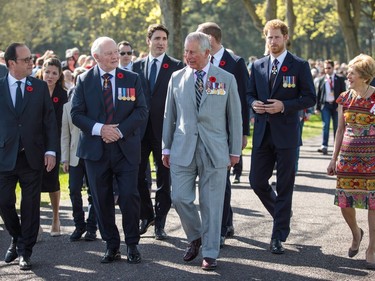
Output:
[162, 154, 170, 168]
[252, 100, 266, 114]
[62, 162, 69, 173]
[229, 155, 240, 167]
[264, 99, 284, 114]
[101, 124, 121, 143]
[45, 155, 56, 172]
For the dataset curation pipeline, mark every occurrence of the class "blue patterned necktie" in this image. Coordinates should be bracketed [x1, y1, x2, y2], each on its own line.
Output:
[102, 73, 114, 124]
[15, 81, 23, 115]
[195, 70, 205, 110]
[149, 58, 157, 92]
[269, 59, 279, 91]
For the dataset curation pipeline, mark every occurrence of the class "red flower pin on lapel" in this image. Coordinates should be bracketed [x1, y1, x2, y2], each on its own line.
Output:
[219, 60, 226, 67]
[162, 63, 169, 69]
[53, 97, 59, 103]
[209, 76, 216, 83]
[117, 72, 124, 79]
[281, 66, 288, 72]
[26, 86, 33, 92]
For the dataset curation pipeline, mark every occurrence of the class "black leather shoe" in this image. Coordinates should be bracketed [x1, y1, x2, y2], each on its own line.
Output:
[322, 147, 328, 155]
[19, 256, 32, 270]
[201, 257, 217, 271]
[270, 239, 285, 254]
[127, 245, 141, 264]
[155, 228, 168, 240]
[101, 249, 121, 263]
[183, 238, 201, 262]
[139, 218, 155, 235]
[84, 231, 97, 241]
[4, 240, 18, 263]
[70, 227, 86, 242]
[226, 226, 235, 238]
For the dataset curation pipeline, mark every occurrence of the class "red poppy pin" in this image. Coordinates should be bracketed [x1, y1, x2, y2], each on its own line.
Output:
[209, 76, 216, 83]
[162, 63, 169, 69]
[219, 60, 226, 67]
[117, 72, 124, 79]
[26, 86, 33, 92]
[53, 97, 59, 103]
[281, 66, 288, 72]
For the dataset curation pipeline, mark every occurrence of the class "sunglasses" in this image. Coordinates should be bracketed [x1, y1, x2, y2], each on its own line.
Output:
[120, 51, 133, 56]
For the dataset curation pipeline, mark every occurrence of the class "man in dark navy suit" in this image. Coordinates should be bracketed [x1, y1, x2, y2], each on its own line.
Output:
[133, 24, 183, 240]
[0, 43, 58, 270]
[248, 19, 316, 254]
[197, 22, 250, 248]
[71, 37, 148, 264]
[316, 59, 346, 155]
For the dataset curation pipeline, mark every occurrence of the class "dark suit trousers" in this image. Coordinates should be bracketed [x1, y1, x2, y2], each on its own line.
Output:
[84, 143, 140, 250]
[137, 126, 171, 228]
[0, 152, 42, 258]
[68, 159, 97, 232]
[249, 124, 296, 242]
[221, 170, 233, 236]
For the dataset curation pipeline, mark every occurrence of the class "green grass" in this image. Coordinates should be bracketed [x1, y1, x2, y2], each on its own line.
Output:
[16, 114, 322, 204]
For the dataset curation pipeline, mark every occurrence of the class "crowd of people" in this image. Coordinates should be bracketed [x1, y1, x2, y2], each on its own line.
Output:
[0, 18, 375, 273]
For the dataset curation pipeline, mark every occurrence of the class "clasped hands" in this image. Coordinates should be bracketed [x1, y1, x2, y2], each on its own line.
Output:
[252, 99, 284, 114]
[101, 124, 121, 143]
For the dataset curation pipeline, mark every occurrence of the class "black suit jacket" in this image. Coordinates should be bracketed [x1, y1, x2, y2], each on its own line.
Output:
[0, 75, 58, 171]
[0, 64, 8, 79]
[316, 73, 346, 111]
[71, 66, 148, 166]
[132, 54, 183, 139]
[248, 52, 316, 149]
[218, 50, 250, 136]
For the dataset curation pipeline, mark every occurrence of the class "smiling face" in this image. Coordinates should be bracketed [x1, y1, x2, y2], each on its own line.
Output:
[184, 39, 209, 70]
[265, 28, 288, 57]
[43, 65, 60, 86]
[147, 30, 168, 57]
[346, 66, 367, 90]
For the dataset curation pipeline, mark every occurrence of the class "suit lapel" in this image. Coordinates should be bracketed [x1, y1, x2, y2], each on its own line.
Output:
[2, 78, 17, 115]
[93, 66, 105, 110]
[259, 57, 271, 97]
[185, 68, 197, 108]
[20, 78, 32, 114]
[271, 52, 293, 97]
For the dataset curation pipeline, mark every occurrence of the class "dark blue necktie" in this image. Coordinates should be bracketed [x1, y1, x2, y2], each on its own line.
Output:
[15, 81, 23, 115]
[195, 70, 205, 110]
[149, 58, 157, 92]
[102, 73, 114, 124]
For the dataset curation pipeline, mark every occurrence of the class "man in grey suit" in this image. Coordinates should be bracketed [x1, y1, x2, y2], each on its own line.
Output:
[162, 32, 242, 271]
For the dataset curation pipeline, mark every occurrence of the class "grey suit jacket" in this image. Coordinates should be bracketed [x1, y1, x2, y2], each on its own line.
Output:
[0, 64, 8, 79]
[162, 65, 242, 169]
[61, 99, 80, 167]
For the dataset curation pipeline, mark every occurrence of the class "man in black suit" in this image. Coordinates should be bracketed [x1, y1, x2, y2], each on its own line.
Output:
[133, 24, 183, 240]
[196, 22, 250, 248]
[71, 37, 148, 264]
[0, 63, 8, 78]
[248, 19, 316, 254]
[0, 43, 58, 270]
[316, 59, 346, 155]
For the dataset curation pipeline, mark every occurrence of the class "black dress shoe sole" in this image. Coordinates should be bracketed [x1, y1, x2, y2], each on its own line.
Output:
[101, 254, 121, 263]
[271, 249, 285, 254]
[139, 219, 155, 235]
[127, 256, 142, 264]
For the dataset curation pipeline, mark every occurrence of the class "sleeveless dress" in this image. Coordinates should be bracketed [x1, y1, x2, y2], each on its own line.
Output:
[334, 90, 375, 210]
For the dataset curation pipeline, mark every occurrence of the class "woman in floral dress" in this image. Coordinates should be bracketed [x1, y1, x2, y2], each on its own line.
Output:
[327, 54, 375, 269]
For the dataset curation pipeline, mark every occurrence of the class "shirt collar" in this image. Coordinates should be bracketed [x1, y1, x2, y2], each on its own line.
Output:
[148, 53, 165, 64]
[270, 50, 288, 66]
[8, 73, 26, 86]
[191, 62, 210, 76]
[97, 66, 116, 78]
[211, 46, 225, 63]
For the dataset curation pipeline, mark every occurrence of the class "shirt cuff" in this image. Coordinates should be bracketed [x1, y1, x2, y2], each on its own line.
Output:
[45, 151, 56, 157]
[93, 123, 103, 136]
[162, 149, 170, 155]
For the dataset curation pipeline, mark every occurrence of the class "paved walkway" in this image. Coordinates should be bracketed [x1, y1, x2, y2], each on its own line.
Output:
[1, 136, 375, 280]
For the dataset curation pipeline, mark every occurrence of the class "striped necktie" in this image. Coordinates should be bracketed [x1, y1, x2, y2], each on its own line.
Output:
[102, 73, 114, 124]
[195, 70, 205, 110]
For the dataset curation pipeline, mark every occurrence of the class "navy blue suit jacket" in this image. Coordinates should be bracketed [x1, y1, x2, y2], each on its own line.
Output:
[248, 52, 316, 149]
[132, 54, 183, 139]
[219, 50, 250, 136]
[71, 66, 148, 165]
[0, 75, 58, 171]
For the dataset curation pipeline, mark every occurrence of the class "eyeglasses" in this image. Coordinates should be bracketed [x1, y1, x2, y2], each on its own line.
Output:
[15, 56, 33, 64]
[119, 51, 133, 56]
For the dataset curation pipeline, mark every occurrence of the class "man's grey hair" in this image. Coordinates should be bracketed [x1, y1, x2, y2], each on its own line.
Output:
[184, 32, 211, 53]
[91, 37, 116, 57]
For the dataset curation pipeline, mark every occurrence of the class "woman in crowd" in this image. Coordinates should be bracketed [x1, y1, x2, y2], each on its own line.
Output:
[327, 54, 375, 269]
[36, 58, 68, 236]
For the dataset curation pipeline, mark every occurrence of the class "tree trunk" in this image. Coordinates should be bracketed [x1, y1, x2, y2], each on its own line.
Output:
[284, 0, 296, 50]
[158, 0, 183, 60]
[241, 0, 264, 33]
[335, 0, 361, 60]
[265, 0, 277, 21]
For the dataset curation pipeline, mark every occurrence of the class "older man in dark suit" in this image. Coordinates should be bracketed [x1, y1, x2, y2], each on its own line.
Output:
[197, 22, 250, 247]
[0, 43, 58, 270]
[71, 37, 148, 264]
[248, 19, 316, 254]
[133, 24, 183, 240]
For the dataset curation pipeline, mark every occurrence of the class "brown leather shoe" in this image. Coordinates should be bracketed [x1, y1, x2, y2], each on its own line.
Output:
[183, 238, 201, 262]
[201, 257, 217, 270]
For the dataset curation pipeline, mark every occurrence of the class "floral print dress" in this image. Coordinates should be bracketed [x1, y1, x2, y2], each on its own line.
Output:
[334, 90, 375, 210]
